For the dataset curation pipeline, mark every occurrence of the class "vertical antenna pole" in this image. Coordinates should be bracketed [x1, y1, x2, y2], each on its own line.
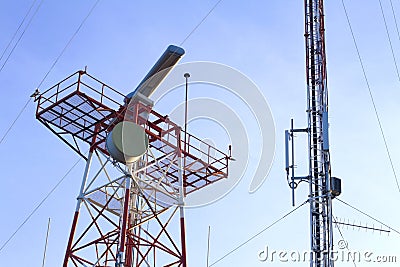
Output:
[179, 73, 191, 267]
[291, 119, 296, 206]
[206, 226, 211, 267]
[41, 218, 51, 267]
[184, 73, 190, 154]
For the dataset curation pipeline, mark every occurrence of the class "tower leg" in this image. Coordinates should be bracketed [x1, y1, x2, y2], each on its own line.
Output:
[179, 207, 187, 267]
[178, 150, 187, 267]
[117, 174, 132, 266]
[63, 150, 94, 267]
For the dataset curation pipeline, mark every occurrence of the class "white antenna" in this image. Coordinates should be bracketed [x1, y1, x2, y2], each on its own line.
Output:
[41, 218, 51, 267]
[206, 226, 211, 267]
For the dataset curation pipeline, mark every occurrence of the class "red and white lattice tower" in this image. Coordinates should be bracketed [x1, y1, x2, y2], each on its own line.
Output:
[34, 46, 229, 266]
[285, 1, 341, 267]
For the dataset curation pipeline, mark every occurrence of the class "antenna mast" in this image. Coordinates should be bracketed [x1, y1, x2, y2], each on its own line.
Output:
[285, 1, 342, 266]
[305, 1, 334, 265]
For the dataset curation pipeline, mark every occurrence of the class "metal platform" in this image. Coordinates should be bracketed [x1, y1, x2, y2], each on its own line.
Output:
[36, 70, 228, 195]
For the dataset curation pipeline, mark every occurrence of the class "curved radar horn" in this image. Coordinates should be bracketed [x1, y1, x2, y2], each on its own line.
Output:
[107, 45, 185, 163]
[126, 45, 185, 99]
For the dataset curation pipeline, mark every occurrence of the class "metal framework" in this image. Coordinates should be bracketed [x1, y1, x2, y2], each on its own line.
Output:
[304, 1, 334, 266]
[286, 0, 335, 266]
[35, 70, 229, 266]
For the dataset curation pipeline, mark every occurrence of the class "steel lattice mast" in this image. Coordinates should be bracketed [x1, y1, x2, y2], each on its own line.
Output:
[286, 1, 341, 266]
[305, 0, 334, 266]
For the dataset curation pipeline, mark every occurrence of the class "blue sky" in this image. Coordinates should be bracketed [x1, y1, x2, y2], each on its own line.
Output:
[0, 0, 399, 266]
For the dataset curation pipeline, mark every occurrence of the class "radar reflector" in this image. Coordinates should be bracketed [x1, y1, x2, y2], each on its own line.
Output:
[106, 121, 149, 163]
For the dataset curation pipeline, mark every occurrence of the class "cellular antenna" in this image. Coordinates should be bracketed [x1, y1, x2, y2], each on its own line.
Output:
[284, 1, 342, 266]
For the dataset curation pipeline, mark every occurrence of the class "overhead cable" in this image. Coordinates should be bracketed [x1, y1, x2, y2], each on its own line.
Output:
[0, 156, 83, 253]
[341, 0, 400, 193]
[0, 0, 44, 74]
[0, 0, 101, 147]
[337, 198, 400, 236]
[209, 200, 308, 266]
